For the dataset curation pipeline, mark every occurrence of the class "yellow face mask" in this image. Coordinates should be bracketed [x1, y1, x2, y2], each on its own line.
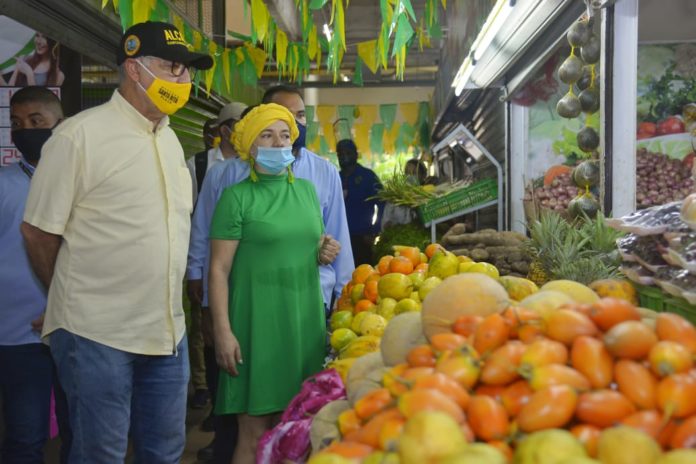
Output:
[136, 60, 191, 115]
[211, 136, 221, 148]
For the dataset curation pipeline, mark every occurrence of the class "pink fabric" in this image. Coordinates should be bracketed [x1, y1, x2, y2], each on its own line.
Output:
[256, 369, 346, 464]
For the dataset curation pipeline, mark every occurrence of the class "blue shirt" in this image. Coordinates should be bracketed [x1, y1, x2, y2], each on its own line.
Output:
[0, 162, 46, 345]
[187, 148, 354, 307]
[340, 164, 383, 235]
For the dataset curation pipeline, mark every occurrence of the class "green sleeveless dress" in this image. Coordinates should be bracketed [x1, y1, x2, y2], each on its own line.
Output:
[210, 171, 326, 415]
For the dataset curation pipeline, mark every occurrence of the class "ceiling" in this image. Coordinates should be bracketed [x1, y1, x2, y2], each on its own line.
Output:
[261, 0, 446, 87]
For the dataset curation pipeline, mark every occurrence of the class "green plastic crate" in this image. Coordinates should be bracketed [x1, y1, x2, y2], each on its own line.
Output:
[634, 284, 666, 312]
[664, 297, 696, 325]
[418, 179, 498, 223]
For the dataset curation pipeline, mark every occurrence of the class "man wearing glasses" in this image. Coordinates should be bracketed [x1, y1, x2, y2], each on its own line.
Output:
[20, 22, 212, 463]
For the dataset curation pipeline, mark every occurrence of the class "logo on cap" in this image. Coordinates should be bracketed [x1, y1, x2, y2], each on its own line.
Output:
[163, 29, 187, 46]
[124, 35, 141, 56]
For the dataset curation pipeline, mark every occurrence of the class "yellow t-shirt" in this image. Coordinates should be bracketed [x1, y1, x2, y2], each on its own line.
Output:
[24, 90, 192, 355]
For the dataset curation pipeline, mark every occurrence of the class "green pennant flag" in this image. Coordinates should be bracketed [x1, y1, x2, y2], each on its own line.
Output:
[152, 0, 169, 22]
[338, 105, 356, 126]
[417, 101, 430, 125]
[418, 120, 431, 149]
[183, 24, 193, 47]
[228, 31, 253, 42]
[400, 0, 417, 21]
[118, 1, 133, 29]
[193, 69, 202, 97]
[379, 104, 398, 130]
[392, 14, 415, 58]
[307, 121, 319, 145]
[309, 0, 328, 9]
[240, 48, 258, 86]
[428, 21, 443, 40]
[319, 135, 329, 156]
[213, 53, 224, 94]
[353, 56, 364, 86]
[305, 105, 315, 123]
[370, 123, 385, 155]
[396, 123, 416, 153]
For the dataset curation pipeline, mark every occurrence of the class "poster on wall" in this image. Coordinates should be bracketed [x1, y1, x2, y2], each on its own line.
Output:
[1, 15, 63, 167]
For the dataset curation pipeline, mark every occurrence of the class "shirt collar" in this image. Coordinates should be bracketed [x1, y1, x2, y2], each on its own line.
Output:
[111, 90, 169, 133]
[19, 159, 36, 174]
[210, 147, 224, 162]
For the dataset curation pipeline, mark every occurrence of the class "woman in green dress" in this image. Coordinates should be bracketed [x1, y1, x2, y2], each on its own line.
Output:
[208, 103, 328, 463]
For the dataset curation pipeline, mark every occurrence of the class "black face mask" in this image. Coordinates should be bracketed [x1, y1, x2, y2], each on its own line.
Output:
[337, 153, 357, 171]
[293, 121, 307, 152]
[11, 128, 53, 164]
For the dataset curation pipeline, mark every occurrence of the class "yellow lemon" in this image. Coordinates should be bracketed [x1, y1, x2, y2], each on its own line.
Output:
[359, 313, 388, 337]
[466, 262, 500, 279]
[395, 298, 422, 315]
[458, 261, 477, 273]
[351, 311, 371, 334]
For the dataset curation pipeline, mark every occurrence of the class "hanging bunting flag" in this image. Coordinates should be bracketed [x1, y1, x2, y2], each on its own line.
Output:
[309, 0, 329, 9]
[379, 104, 397, 131]
[101, 0, 119, 13]
[370, 123, 385, 155]
[222, 48, 231, 93]
[353, 56, 363, 86]
[353, 122, 370, 155]
[357, 40, 378, 74]
[316, 105, 336, 123]
[131, 0, 156, 25]
[395, 122, 416, 153]
[391, 14, 414, 57]
[383, 124, 400, 154]
[192, 30, 203, 51]
[337, 105, 356, 126]
[244, 43, 267, 78]
[250, 0, 271, 44]
[276, 29, 289, 73]
[357, 105, 377, 127]
[117, 1, 133, 29]
[306, 121, 320, 146]
[305, 105, 315, 123]
[322, 123, 336, 151]
[151, 1, 169, 22]
[399, 102, 419, 126]
[203, 41, 217, 96]
[319, 136, 329, 156]
[308, 24, 318, 59]
[172, 13, 185, 35]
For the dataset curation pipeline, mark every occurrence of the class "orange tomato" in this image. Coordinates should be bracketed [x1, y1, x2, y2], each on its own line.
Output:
[413, 373, 470, 409]
[344, 408, 402, 448]
[377, 255, 394, 275]
[526, 364, 591, 392]
[353, 299, 376, 314]
[383, 366, 433, 397]
[467, 395, 510, 441]
[480, 340, 526, 385]
[398, 388, 465, 423]
[451, 314, 483, 338]
[657, 372, 696, 419]
[406, 344, 436, 368]
[500, 379, 534, 417]
[474, 384, 506, 400]
[620, 409, 676, 446]
[354, 388, 393, 420]
[363, 280, 379, 303]
[545, 309, 599, 346]
[501, 306, 541, 337]
[575, 390, 637, 428]
[430, 333, 468, 352]
[614, 359, 658, 410]
[518, 323, 545, 344]
[669, 415, 696, 449]
[425, 243, 445, 259]
[435, 350, 481, 389]
[337, 409, 362, 436]
[604, 320, 658, 360]
[352, 264, 377, 284]
[570, 424, 601, 457]
[389, 256, 414, 274]
[571, 336, 614, 389]
[589, 297, 641, 331]
[414, 263, 429, 273]
[655, 312, 696, 354]
[487, 440, 513, 461]
[516, 384, 578, 432]
[378, 416, 406, 451]
[649, 340, 694, 377]
[520, 338, 569, 370]
[321, 441, 374, 459]
[396, 246, 422, 267]
[473, 313, 510, 355]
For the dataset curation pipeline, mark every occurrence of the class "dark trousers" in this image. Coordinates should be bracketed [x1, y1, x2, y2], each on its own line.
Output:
[204, 341, 238, 464]
[0, 343, 71, 464]
[350, 234, 374, 267]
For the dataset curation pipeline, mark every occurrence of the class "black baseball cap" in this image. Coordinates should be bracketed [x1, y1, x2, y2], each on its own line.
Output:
[117, 21, 213, 70]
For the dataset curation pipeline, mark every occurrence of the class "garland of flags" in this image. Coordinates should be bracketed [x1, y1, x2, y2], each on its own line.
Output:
[101, 0, 446, 93]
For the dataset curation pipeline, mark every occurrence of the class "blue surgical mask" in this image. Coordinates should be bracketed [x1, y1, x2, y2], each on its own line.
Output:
[255, 146, 295, 174]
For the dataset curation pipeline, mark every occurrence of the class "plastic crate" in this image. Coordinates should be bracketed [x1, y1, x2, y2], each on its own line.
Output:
[418, 179, 498, 223]
[664, 297, 696, 325]
[634, 283, 666, 312]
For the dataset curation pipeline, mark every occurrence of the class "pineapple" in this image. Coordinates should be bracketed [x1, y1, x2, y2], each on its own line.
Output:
[527, 259, 548, 286]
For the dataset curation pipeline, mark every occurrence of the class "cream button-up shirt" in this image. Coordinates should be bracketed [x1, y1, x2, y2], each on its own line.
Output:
[24, 90, 192, 355]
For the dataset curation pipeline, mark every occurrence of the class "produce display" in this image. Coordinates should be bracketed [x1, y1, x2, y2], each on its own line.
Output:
[439, 225, 532, 277]
[306, 261, 696, 463]
[609, 197, 696, 307]
[636, 149, 694, 208]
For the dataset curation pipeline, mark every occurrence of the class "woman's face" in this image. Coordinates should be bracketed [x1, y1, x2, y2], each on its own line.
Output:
[251, 120, 291, 158]
[34, 33, 48, 55]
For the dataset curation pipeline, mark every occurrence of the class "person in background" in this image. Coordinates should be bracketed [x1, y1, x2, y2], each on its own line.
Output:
[8, 32, 65, 86]
[1, 85, 71, 464]
[336, 139, 383, 266]
[20, 21, 212, 463]
[405, 158, 428, 185]
[381, 158, 428, 230]
[209, 103, 328, 464]
[186, 102, 247, 413]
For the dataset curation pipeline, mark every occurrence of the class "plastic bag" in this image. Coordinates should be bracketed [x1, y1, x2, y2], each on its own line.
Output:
[256, 369, 346, 464]
[607, 202, 685, 235]
[682, 193, 696, 230]
[654, 267, 696, 304]
[628, 235, 670, 273]
[621, 262, 655, 286]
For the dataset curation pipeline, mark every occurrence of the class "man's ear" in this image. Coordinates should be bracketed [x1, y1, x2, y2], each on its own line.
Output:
[219, 124, 231, 140]
[124, 59, 141, 82]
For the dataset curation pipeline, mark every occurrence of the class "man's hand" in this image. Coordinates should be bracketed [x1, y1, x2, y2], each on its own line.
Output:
[318, 235, 341, 265]
[31, 313, 45, 332]
[187, 279, 203, 306]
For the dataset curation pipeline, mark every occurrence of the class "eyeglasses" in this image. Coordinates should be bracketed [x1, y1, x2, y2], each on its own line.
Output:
[169, 61, 190, 77]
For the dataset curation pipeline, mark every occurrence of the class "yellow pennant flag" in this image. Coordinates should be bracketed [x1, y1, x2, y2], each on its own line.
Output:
[245, 44, 267, 78]
[308, 24, 318, 59]
[133, 0, 156, 24]
[316, 105, 336, 124]
[399, 103, 419, 126]
[383, 124, 400, 154]
[251, 0, 270, 43]
[357, 41, 378, 74]
[377, 29, 388, 70]
[172, 14, 185, 35]
[193, 31, 203, 51]
[322, 123, 336, 151]
[222, 48, 231, 93]
[357, 105, 377, 127]
[276, 29, 289, 72]
[353, 122, 370, 156]
[203, 42, 217, 96]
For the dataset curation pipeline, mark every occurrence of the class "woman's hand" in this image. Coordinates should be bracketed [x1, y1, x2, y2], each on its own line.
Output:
[14, 57, 33, 76]
[215, 329, 243, 376]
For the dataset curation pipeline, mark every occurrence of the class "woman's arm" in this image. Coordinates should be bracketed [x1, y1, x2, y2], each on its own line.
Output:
[209, 238, 243, 375]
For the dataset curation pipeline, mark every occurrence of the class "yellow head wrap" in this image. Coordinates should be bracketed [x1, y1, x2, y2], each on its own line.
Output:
[231, 103, 299, 160]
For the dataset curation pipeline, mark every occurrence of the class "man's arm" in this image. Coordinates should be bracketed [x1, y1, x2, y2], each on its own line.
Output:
[323, 167, 355, 301]
[20, 222, 61, 289]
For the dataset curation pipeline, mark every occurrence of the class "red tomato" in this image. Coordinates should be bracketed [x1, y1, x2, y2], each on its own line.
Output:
[656, 116, 685, 135]
[638, 122, 657, 137]
[683, 152, 695, 170]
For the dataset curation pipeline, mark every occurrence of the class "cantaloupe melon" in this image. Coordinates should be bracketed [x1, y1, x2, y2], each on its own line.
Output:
[541, 280, 599, 304]
[380, 312, 427, 366]
[519, 290, 574, 319]
[421, 274, 509, 341]
[345, 352, 384, 405]
[310, 400, 351, 452]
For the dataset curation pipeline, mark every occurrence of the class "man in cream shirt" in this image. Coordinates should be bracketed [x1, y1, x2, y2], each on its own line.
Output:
[21, 21, 212, 463]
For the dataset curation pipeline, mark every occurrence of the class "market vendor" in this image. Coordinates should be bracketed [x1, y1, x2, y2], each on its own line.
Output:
[208, 103, 330, 464]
